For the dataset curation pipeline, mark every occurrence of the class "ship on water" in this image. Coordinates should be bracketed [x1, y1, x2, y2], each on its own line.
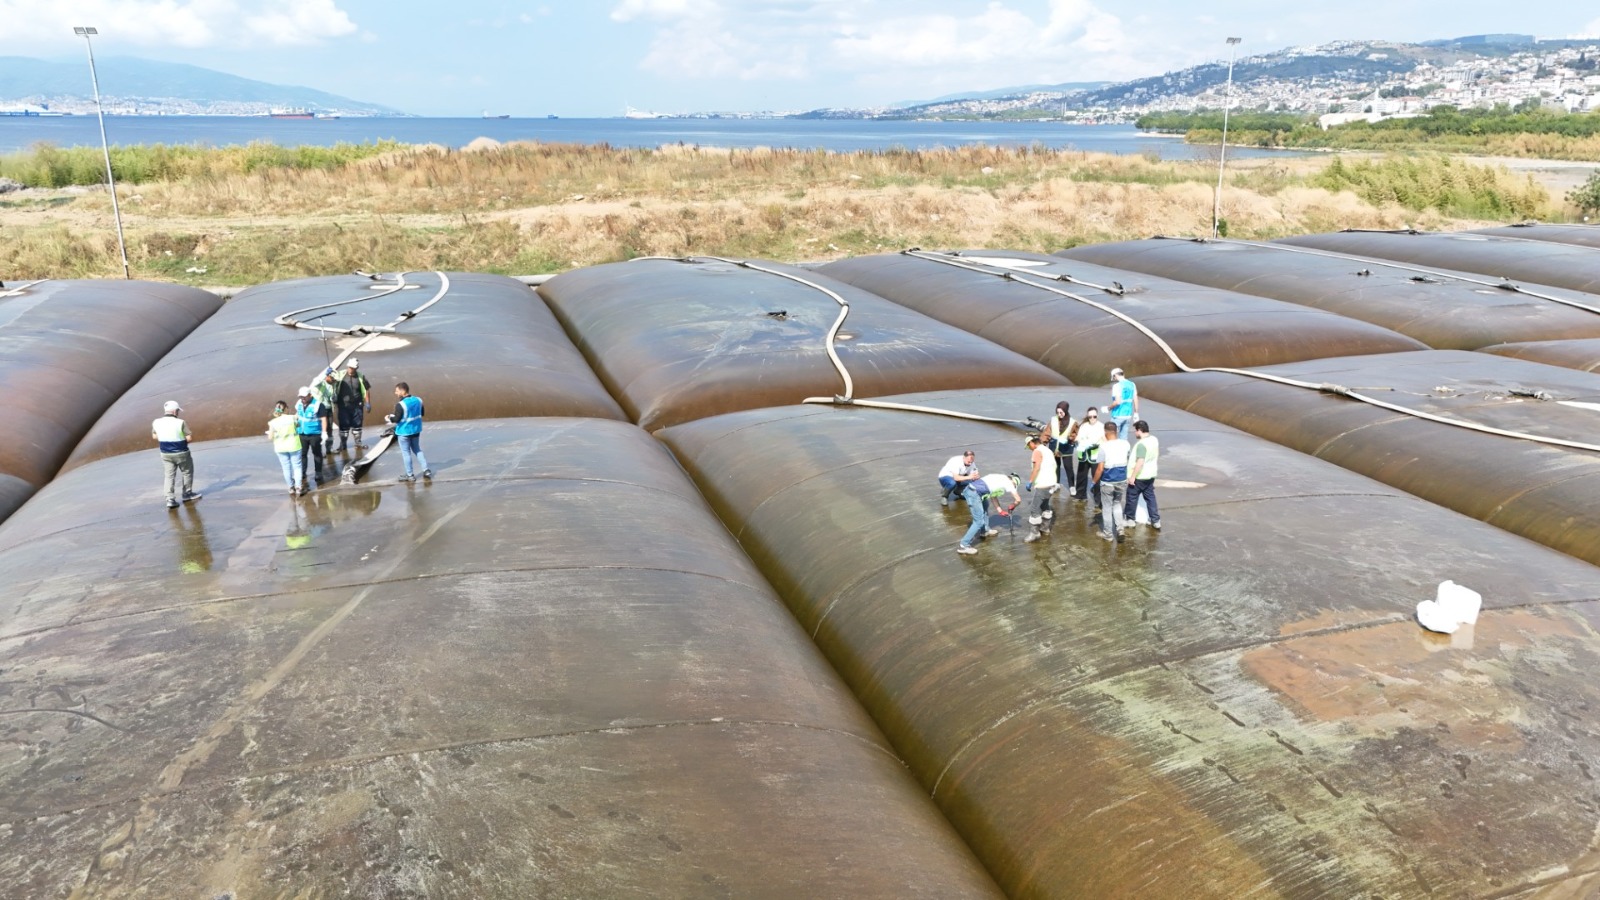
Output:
[268, 107, 314, 119]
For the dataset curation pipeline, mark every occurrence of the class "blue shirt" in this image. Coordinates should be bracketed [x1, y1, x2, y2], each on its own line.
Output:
[296, 398, 323, 435]
[395, 395, 424, 436]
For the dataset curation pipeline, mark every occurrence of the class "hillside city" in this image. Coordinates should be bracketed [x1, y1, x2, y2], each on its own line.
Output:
[829, 38, 1600, 124]
[3, 37, 1600, 122]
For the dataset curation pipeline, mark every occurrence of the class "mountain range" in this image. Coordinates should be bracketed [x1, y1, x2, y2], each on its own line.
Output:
[0, 56, 400, 116]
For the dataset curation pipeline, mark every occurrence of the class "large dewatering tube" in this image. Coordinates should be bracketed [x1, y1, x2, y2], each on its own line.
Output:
[632, 255, 1048, 433]
[276, 271, 454, 482]
[903, 249, 1600, 455]
[1157, 236, 1600, 318]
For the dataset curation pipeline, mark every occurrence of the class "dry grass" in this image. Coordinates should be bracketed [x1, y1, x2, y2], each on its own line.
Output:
[0, 142, 1563, 284]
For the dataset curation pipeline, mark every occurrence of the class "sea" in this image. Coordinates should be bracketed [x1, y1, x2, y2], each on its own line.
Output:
[0, 116, 1305, 160]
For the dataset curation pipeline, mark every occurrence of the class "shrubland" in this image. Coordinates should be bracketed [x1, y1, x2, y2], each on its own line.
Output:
[0, 140, 1565, 284]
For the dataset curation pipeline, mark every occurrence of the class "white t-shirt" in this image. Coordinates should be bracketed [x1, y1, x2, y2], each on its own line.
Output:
[1099, 438, 1131, 473]
[938, 455, 975, 480]
[1031, 445, 1058, 488]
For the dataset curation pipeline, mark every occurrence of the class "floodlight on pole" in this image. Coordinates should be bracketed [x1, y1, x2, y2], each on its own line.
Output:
[1212, 36, 1242, 239]
[75, 26, 131, 279]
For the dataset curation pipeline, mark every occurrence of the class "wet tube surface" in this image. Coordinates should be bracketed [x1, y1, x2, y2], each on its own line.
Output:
[538, 256, 1069, 431]
[818, 249, 1425, 384]
[0, 279, 221, 521]
[0, 418, 1001, 898]
[64, 272, 626, 470]
[660, 386, 1600, 899]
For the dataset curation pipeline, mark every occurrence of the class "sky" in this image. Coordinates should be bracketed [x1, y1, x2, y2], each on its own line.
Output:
[4, 1, 1600, 116]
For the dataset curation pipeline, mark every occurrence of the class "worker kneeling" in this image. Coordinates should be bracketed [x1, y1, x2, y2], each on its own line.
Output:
[1023, 434, 1059, 543]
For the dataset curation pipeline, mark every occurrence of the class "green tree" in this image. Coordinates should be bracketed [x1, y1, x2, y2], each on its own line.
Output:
[1570, 170, 1600, 217]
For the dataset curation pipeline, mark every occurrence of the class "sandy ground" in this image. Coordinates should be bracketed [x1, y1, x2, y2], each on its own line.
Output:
[1472, 156, 1597, 197]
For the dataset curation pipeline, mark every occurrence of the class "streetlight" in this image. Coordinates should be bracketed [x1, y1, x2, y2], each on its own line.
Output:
[1212, 36, 1242, 239]
[74, 26, 131, 279]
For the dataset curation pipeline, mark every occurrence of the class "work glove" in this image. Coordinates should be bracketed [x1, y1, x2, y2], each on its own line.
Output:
[384, 414, 395, 424]
[1025, 481, 1034, 492]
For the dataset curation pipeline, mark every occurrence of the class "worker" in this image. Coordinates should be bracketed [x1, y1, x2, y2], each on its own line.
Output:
[316, 370, 339, 454]
[333, 357, 372, 452]
[1123, 419, 1162, 531]
[1023, 434, 1059, 543]
[1047, 400, 1076, 495]
[266, 400, 304, 496]
[1073, 406, 1103, 506]
[1109, 367, 1139, 442]
[151, 399, 200, 509]
[956, 473, 1022, 555]
[937, 449, 979, 507]
[1095, 421, 1131, 543]
[295, 385, 328, 490]
[388, 381, 432, 483]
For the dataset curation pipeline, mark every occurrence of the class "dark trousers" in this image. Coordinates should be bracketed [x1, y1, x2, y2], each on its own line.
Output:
[1074, 458, 1098, 505]
[1125, 478, 1160, 524]
[1055, 443, 1076, 493]
[299, 435, 324, 483]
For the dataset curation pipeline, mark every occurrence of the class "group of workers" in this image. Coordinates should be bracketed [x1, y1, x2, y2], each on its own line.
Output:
[151, 361, 433, 507]
[937, 370, 1161, 555]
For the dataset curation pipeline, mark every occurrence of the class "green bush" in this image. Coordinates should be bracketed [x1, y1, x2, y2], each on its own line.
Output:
[0, 140, 403, 188]
[1312, 155, 1550, 219]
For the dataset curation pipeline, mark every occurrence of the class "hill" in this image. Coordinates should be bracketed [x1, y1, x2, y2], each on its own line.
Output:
[0, 56, 402, 116]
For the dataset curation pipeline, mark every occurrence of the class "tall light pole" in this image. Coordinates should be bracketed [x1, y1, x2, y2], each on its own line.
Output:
[74, 26, 131, 279]
[1212, 36, 1242, 239]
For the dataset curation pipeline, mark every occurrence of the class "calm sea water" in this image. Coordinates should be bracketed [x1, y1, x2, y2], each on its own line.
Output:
[0, 116, 1302, 160]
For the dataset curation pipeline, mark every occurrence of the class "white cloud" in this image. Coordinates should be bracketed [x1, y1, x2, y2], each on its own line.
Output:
[243, 0, 358, 45]
[607, 0, 1134, 90]
[0, 0, 357, 48]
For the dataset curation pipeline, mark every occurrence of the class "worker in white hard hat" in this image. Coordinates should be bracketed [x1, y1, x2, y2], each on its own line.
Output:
[151, 399, 201, 509]
[333, 357, 372, 452]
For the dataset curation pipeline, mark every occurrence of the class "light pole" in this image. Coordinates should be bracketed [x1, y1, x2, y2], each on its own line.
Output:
[74, 26, 131, 279]
[1212, 36, 1242, 239]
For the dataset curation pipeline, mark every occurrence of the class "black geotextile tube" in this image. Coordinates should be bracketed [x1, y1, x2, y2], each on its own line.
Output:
[659, 384, 1600, 899]
[1137, 348, 1600, 567]
[1281, 229, 1600, 294]
[1058, 236, 1600, 350]
[1480, 336, 1600, 373]
[0, 279, 222, 521]
[817, 248, 1426, 384]
[63, 271, 627, 471]
[1471, 221, 1600, 250]
[0, 417, 1002, 899]
[537, 256, 1070, 432]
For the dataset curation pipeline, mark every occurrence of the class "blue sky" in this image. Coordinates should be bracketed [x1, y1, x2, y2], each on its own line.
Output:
[6, 1, 1600, 116]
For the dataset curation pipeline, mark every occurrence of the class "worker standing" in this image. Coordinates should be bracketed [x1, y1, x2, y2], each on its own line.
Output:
[334, 358, 372, 452]
[1047, 400, 1076, 496]
[1123, 420, 1162, 532]
[937, 450, 979, 507]
[266, 400, 304, 496]
[316, 370, 339, 455]
[956, 474, 1022, 555]
[151, 399, 200, 509]
[1073, 407, 1103, 506]
[1095, 422, 1131, 543]
[1023, 434, 1059, 544]
[295, 385, 328, 490]
[389, 381, 433, 483]
[1109, 368, 1139, 442]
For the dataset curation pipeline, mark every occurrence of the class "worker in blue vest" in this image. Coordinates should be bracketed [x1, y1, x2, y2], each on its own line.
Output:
[151, 399, 201, 509]
[295, 385, 328, 490]
[387, 381, 433, 483]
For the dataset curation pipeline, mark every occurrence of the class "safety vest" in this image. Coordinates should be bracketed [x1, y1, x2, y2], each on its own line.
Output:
[395, 395, 424, 436]
[1110, 380, 1137, 419]
[269, 413, 302, 453]
[296, 399, 323, 435]
[1133, 434, 1160, 480]
[153, 415, 189, 453]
